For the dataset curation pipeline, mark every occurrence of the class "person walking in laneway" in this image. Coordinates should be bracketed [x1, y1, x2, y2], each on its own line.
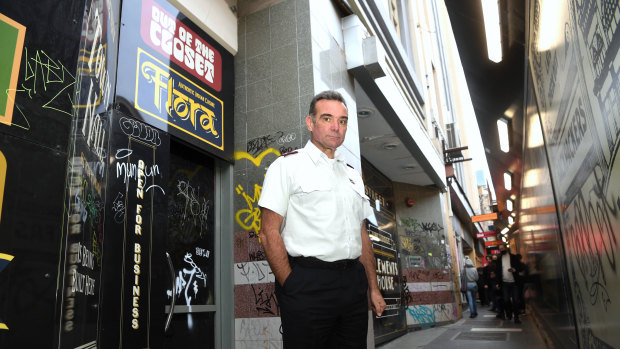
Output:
[463, 257, 479, 318]
[477, 266, 488, 306]
[497, 244, 524, 323]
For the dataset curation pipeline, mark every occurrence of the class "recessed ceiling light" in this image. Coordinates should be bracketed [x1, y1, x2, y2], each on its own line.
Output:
[358, 107, 374, 118]
[383, 143, 398, 150]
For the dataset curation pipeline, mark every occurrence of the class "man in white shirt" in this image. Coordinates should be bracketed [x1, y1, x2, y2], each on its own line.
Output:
[259, 90, 386, 348]
[498, 243, 523, 323]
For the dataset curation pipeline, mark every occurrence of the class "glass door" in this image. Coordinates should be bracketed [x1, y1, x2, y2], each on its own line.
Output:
[162, 141, 216, 348]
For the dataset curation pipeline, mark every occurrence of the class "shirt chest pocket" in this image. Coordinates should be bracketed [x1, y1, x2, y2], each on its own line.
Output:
[296, 180, 336, 219]
[347, 180, 369, 220]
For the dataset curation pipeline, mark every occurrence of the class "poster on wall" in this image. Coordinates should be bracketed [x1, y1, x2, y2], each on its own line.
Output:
[115, 0, 234, 162]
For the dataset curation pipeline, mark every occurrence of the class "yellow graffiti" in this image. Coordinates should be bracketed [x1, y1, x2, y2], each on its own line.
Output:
[233, 148, 282, 240]
[400, 236, 414, 253]
[235, 184, 262, 242]
[234, 148, 280, 167]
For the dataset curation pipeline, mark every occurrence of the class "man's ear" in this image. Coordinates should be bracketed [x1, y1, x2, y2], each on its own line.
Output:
[305, 115, 314, 131]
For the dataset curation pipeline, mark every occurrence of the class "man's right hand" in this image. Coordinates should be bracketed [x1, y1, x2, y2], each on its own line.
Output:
[259, 208, 291, 287]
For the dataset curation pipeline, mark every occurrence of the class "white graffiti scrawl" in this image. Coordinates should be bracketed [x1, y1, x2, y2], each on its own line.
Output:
[167, 253, 208, 305]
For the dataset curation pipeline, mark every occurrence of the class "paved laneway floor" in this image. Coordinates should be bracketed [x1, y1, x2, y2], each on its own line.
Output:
[377, 306, 548, 349]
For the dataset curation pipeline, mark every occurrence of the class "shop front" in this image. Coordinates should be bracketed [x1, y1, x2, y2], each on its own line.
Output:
[0, 0, 235, 347]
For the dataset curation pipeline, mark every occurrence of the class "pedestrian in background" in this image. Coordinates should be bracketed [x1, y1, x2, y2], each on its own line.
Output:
[477, 266, 488, 306]
[516, 254, 529, 315]
[463, 257, 479, 318]
[497, 244, 524, 324]
[489, 254, 503, 314]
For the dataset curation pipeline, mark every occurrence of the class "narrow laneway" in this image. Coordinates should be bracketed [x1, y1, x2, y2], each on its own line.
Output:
[378, 305, 548, 349]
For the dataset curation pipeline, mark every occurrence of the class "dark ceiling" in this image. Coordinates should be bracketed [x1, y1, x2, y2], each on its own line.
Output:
[444, 0, 527, 237]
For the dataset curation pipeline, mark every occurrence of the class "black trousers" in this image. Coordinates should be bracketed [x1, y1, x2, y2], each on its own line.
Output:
[275, 260, 369, 349]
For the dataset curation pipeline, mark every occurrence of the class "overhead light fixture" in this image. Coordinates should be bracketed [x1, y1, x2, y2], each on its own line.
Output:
[383, 143, 398, 150]
[497, 118, 510, 152]
[508, 216, 514, 225]
[528, 114, 545, 148]
[501, 228, 509, 235]
[481, 0, 502, 63]
[506, 199, 513, 211]
[502, 236, 507, 242]
[504, 172, 512, 191]
[357, 107, 374, 118]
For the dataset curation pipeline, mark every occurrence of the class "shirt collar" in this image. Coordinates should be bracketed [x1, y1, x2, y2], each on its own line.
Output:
[304, 140, 345, 165]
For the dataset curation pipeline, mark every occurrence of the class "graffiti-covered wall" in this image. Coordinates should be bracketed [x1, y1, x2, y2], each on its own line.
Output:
[0, 1, 91, 347]
[232, 0, 374, 346]
[527, 0, 620, 347]
[233, 0, 314, 347]
[392, 182, 458, 328]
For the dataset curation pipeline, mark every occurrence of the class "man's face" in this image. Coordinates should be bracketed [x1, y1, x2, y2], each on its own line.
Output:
[499, 244, 507, 252]
[305, 99, 348, 156]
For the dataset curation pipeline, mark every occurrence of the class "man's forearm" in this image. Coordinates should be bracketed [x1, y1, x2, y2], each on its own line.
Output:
[259, 207, 290, 286]
[360, 224, 380, 292]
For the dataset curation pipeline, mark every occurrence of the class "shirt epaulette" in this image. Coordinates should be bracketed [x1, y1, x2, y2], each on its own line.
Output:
[281, 150, 298, 157]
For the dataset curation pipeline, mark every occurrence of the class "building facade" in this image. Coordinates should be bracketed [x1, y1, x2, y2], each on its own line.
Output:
[0, 0, 488, 347]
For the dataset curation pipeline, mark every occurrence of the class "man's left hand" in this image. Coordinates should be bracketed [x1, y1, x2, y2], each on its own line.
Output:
[370, 289, 386, 316]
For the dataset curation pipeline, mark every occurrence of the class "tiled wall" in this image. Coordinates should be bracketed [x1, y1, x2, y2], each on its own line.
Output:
[233, 1, 313, 346]
[233, 0, 373, 346]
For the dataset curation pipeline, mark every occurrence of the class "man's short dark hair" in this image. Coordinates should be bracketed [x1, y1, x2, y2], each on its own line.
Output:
[308, 90, 347, 119]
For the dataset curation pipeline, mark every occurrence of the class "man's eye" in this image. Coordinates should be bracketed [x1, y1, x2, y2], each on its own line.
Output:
[323, 117, 331, 122]
[339, 120, 347, 125]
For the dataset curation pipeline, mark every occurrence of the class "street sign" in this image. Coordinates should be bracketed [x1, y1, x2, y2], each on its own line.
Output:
[485, 240, 503, 247]
[472, 212, 498, 223]
[476, 231, 497, 239]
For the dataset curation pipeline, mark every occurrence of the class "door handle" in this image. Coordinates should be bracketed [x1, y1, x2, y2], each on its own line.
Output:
[165, 252, 176, 332]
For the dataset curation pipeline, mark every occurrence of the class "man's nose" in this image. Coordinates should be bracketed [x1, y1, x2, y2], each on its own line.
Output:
[330, 120, 340, 131]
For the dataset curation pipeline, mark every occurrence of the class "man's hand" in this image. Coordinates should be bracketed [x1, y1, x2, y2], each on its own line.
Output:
[260, 208, 290, 286]
[370, 289, 386, 316]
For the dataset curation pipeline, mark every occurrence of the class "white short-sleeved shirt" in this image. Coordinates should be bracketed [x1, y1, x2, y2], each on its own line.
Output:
[258, 141, 374, 262]
[501, 253, 515, 282]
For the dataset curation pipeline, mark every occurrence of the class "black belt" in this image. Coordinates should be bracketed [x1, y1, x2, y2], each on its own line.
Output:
[289, 255, 359, 270]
